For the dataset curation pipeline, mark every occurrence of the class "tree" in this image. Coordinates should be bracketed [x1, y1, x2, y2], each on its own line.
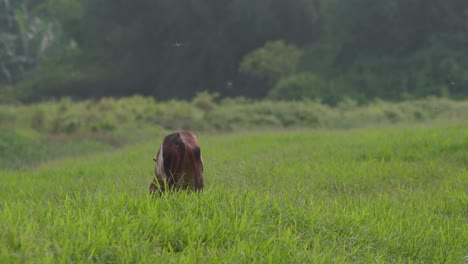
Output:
[0, 0, 64, 85]
[239, 40, 303, 96]
[302, 0, 468, 101]
[268, 73, 330, 102]
[34, 0, 321, 100]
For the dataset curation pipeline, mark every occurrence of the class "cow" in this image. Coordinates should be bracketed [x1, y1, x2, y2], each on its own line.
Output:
[149, 131, 204, 194]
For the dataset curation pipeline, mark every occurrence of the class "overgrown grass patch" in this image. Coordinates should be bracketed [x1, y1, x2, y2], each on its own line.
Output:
[3, 96, 468, 134]
[1, 96, 468, 169]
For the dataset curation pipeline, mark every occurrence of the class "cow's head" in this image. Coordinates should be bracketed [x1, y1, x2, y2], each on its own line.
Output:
[149, 182, 158, 194]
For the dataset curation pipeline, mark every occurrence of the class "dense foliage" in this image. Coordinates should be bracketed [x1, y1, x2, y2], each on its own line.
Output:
[2, 95, 467, 134]
[1, 96, 467, 169]
[1, 0, 467, 103]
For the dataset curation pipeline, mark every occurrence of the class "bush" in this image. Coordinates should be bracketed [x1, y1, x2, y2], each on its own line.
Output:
[204, 100, 336, 130]
[322, 41, 468, 102]
[2, 96, 468, 136]
[268, 73, 334, 103]
[0, 106, 16, 127]
[240, 40, 303, 86]
[15, 59, 87, 102]
[192, 91, 218, 112]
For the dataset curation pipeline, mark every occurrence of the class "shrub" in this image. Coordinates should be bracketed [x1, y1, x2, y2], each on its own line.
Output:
[2, 96, 468, 136]
[268, 73, 331, 102]
[30, 106, 47, 131]
[192, 91, 218, 112]
[15, 60, 87, 102]
[240, 40, 303, 86]
[0, 106, 16, 127]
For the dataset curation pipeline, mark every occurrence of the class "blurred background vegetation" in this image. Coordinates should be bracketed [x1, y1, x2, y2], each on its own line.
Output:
[1, 0, 467, 104]
[1, 0, 468, 168]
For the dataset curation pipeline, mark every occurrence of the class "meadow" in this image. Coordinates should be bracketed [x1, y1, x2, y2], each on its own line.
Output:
[1, 123, 467, 263]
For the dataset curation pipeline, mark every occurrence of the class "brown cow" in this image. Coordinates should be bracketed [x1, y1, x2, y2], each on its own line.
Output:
[150, 131, 204, 193]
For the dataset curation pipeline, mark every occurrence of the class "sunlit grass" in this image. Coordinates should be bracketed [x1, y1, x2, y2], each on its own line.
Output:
[1, 125, 467, 263]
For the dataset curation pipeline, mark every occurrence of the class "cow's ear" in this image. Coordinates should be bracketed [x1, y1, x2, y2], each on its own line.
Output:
[153, 158, 157, 162]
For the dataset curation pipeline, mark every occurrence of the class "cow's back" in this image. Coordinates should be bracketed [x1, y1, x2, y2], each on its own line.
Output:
[151, 131, 204, 193]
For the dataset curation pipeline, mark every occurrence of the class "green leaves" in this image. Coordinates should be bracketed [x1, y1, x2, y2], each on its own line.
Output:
[268, 72, 329, 101]
[240, 40, 303, 86]
[0, 0, 68, 85]
[2, 0, 468, 102]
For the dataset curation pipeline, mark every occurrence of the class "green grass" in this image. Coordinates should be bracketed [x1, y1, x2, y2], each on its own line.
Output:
[1, 125, 467, 263]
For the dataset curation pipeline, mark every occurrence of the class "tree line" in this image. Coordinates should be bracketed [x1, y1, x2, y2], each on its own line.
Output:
[1, 0, 467, 104]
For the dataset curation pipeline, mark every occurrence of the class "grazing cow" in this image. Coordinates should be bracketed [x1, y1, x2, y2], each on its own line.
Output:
[150, 131, 204, 193]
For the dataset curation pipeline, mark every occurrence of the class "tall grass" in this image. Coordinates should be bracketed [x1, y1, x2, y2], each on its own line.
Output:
[2, 96, 468, 169]
[1, 125, 466, 262]
[2, 96, 468, 134]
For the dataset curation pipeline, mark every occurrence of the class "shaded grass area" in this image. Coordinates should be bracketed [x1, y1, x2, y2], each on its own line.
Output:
[1, 125, 467, 262]
[0, 127, 166, 169]
[0, 130, 112, 169]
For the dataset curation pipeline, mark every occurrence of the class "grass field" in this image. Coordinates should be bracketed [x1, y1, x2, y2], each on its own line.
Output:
[1, 124, 467, 263]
